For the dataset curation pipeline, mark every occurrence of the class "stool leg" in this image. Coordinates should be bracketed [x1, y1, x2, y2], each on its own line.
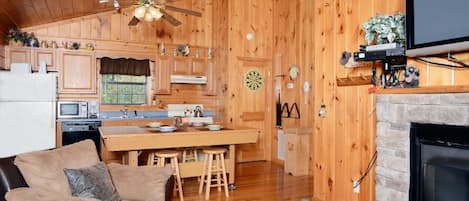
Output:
[220, 153, 229, 198]
[147, 152, 154, 166]
[198, 153, 208, 194]
[171, 157, 184, 201]
[157, 157, 165, 168]
[205, 153, 213, 200]
[182, 150, 187, 162]
[193, 149, 198, 162]
[216, 154, 222, 192]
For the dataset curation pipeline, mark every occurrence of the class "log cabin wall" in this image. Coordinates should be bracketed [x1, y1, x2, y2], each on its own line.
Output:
[311, 1, 469, 201]
[310, 1, 403, 201]
[224, 0, 274, 162]
[20, 0, 223, 113]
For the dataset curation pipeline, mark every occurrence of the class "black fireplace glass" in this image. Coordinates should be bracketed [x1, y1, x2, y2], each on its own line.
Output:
[410, 123, 469, 201]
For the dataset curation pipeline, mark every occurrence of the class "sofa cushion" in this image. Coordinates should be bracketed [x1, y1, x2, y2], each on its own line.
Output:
[107, 163, 173, 201]
[64, 162, 121, 201]
[14, 140, 100, 196]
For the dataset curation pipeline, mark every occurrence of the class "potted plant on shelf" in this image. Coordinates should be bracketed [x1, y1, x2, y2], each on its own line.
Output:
[5, 28, 27, 47]
[363, 13, 406, 47]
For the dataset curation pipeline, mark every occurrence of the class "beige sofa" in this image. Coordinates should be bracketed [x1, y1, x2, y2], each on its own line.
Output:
[2, 140, 174, 201]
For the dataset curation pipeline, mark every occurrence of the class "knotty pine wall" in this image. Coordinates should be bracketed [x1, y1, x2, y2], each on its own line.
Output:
[21, 0, 225, 114]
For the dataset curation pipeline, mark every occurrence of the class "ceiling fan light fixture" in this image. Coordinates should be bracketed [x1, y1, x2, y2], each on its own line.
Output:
[134, 6, 146, 19]
[144, 12, 154, 22]
[149, 7, 163, 19]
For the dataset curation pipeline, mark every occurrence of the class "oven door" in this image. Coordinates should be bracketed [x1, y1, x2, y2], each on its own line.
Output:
[61, 121, 101, 159]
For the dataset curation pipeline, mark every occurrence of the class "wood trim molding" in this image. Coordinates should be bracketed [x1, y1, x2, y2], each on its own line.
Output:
[376, 85, 469, 94]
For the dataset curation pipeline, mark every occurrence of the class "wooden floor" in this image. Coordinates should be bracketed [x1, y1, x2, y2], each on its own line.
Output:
[176, 161, 314, 201]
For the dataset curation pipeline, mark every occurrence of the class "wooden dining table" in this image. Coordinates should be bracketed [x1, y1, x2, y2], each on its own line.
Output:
[99, 125, 259, 189]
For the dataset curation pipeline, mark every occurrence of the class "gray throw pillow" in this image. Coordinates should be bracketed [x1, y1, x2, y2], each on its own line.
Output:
[64, 162, 121, 201]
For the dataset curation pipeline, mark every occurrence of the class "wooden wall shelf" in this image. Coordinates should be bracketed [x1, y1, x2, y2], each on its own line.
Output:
[376, 85, 469, 94]
[336, 75, 372, 86]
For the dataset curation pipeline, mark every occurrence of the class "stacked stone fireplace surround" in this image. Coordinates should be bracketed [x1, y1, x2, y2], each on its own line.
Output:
[375, 93, 469, 201]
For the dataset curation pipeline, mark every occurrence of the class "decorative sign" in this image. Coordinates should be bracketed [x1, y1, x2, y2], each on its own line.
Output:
[244, 69, 264, 91]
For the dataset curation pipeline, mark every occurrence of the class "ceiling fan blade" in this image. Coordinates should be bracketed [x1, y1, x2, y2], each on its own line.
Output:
[164, 5, 202, 17]
[160, 10, 182, 26]
[128, 16, 140, 26]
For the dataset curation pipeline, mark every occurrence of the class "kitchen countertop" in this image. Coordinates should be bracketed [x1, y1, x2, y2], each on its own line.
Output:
[56, 111, 216, 122]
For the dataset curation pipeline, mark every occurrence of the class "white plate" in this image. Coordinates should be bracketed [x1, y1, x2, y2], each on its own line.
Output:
[207, 125, 223, 131]
[159, 126, 177, 132]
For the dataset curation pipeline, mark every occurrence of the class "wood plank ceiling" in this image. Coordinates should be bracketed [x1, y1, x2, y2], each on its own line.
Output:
[0, 0, 139, 28]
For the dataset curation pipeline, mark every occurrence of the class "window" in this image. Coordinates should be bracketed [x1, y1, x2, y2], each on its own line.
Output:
[102, 74, 147, 105]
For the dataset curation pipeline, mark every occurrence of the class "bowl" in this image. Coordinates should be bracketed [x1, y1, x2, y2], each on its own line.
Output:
[159, 126, 177, 132]
[207, 124, 222, 131]
[191, 122, 205, 127]
[147, 122, 161, 128]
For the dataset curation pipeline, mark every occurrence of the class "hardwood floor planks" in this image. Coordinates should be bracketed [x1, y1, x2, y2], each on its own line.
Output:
[178, 161, 314, 201]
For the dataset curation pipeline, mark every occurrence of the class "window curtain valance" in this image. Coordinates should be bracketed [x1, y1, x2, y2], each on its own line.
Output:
[100, 57, 150, 76]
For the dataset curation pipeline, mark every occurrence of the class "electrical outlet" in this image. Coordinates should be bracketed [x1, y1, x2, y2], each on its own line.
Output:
[353, 180, 360, 193]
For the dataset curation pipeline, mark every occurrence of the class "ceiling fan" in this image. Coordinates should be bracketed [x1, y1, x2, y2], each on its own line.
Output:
[126, 0, 202, 26]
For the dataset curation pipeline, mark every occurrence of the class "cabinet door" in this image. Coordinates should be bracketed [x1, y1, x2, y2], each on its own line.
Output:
[154, 56, 171, 94]
[5, 47, 31, 70]
[33, 49, 57, 72]
[204, 60, 217, 95]
[59, 51, 96, 94]
[172, 57, 191, 75]
[191, 58, 207, 76]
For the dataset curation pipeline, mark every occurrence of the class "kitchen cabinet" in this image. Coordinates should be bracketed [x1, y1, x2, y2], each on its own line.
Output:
[154, 56, 172, 95]
[4, 47, 30, 70]
[172, 57, 207, 76]
[4, 47, 58, 71]
[33, 48, 58, 71]
[283, 127, 312, 176]
[58, 50, 97, 94]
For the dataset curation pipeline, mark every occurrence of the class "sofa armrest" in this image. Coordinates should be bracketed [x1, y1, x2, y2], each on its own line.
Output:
[0, 156, 27, 201]
[5, 188, 100, 201]
[165, 175, 175, 201]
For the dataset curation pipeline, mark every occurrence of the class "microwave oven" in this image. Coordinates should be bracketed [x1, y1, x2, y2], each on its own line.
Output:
[57, 101, 88, 118]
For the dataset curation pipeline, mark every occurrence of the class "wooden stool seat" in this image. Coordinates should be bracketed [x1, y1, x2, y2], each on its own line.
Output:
[148, 150, 184, 201]
[154, 150, 180, 158]
[198, 148, 229, 200]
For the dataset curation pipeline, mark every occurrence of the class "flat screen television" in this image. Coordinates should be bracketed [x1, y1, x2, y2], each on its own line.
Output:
[406, 0, 469, 57]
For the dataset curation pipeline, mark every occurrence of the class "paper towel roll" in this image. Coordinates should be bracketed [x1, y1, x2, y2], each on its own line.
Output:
[38, 61, 47, 74]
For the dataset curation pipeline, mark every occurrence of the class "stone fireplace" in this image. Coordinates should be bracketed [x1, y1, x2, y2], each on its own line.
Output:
[376, 93, 469, 201]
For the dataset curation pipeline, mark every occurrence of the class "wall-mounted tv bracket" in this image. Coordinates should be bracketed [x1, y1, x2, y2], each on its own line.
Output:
[354, 47, 407, 88]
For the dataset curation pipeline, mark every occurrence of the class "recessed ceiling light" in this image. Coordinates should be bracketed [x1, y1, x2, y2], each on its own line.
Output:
[99, 0, 110, 3]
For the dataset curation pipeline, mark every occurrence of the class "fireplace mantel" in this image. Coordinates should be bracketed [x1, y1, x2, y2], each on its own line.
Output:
[376, 85, 469, 94]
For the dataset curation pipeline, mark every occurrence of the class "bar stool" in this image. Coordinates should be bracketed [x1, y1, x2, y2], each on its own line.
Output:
[198, 148, 229, 200]
[148, 150, 184, 201]
[182, 148, 198, 163]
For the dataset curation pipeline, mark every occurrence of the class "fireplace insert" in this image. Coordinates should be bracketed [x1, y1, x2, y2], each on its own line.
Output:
[410, 123, 469, 201]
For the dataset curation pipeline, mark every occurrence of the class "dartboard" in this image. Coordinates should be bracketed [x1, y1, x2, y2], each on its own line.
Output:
[244, 70, 264, 91]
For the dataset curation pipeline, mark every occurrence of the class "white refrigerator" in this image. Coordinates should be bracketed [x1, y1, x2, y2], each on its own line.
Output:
[0, 72, 57, 157]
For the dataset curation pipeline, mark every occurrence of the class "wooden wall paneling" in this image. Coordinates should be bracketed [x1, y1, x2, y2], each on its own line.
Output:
[0, 45, 4, 69]
[211, 0, 229, 125]
[334, 0, 349, 200]
[453, 54, 469, 85]
[298, 0, 315, 177]
[312, 0, 326, 199]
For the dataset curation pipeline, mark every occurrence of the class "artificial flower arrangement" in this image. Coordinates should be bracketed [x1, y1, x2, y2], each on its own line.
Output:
[363, 13, 406, 47]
